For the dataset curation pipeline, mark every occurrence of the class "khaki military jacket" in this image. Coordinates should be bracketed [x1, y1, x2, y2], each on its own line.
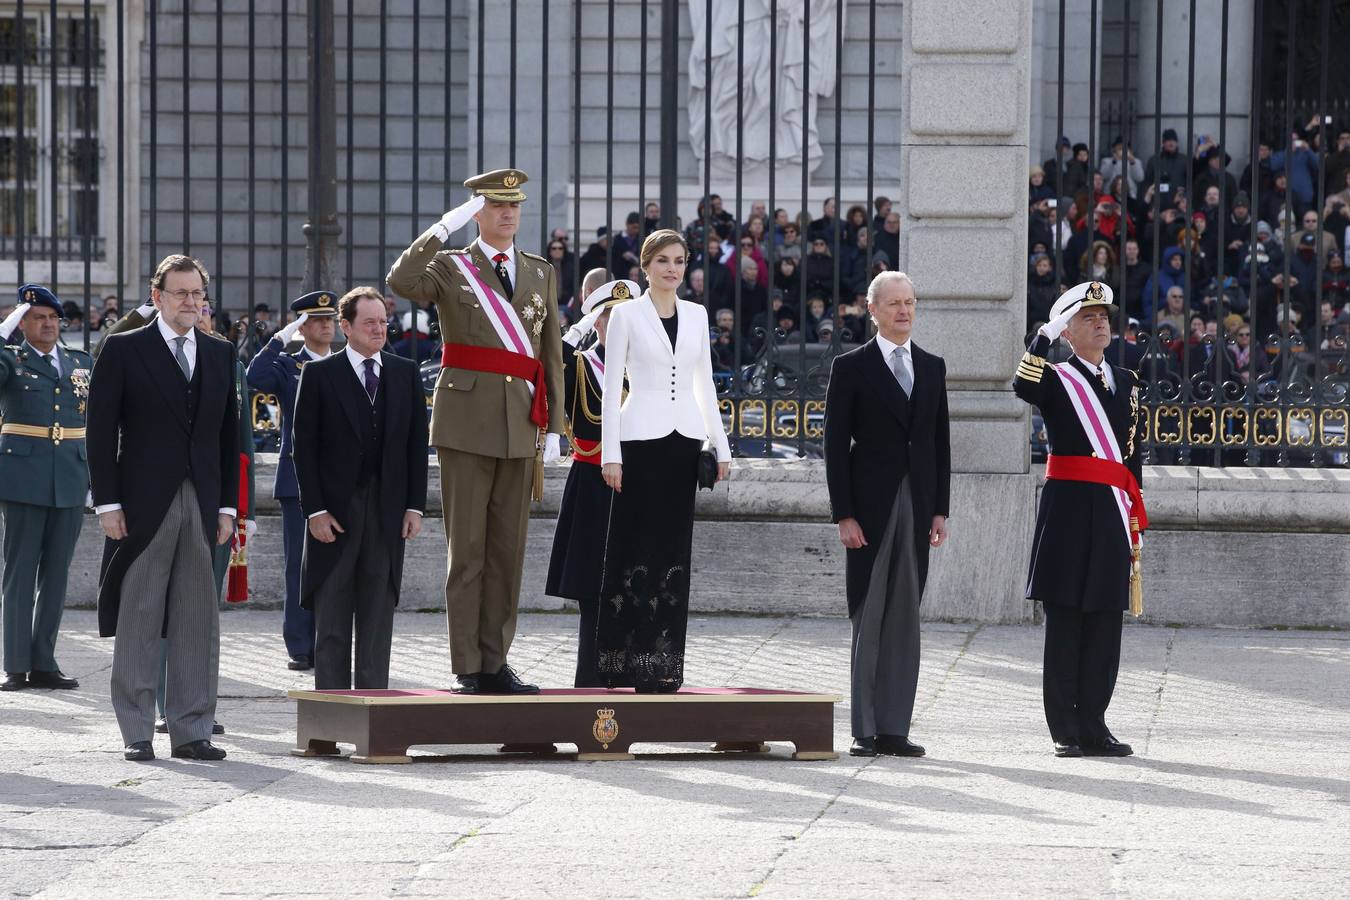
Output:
[387, 229, 564, 458]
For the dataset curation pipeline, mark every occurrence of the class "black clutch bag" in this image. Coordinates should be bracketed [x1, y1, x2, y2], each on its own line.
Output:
[696, 448, 719, 491]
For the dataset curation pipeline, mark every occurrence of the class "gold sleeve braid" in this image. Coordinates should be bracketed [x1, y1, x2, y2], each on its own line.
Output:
[1016, 351, 1046, 384]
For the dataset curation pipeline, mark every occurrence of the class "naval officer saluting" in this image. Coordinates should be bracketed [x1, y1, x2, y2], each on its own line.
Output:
[0, 285, 92, 692]
[245, 290, 339, 671]
[1014, 281, 1148, 759]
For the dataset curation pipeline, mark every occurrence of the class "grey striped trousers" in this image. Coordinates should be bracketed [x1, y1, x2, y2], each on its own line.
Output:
[110, 480, 220, 747]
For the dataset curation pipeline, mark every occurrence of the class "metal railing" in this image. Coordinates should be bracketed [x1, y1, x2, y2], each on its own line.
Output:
[1045, 0, 1348, 468]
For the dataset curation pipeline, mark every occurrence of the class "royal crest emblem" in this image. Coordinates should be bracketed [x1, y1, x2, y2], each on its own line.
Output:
[592, 707, 619, 749]
[1087, 282, 1104, 301]
[612, 282, 632, 300]
[503, 172, 520, 188]
[318, 294, 332, 307]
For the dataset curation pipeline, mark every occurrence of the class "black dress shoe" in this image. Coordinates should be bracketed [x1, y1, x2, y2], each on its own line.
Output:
[1082, 735, 1133, 757]
[172, 740, 227, 761]
[124, 741, 155, 762]
[1054, 741, 1084, 758]
[877, 735, 926, 757]
[487, 664, 539, 695]
[27, 669, 79, 689]
[287, 655, 313, 671]
[849, 736, 878, 757]
[154, 717, 168, 734]
[0, 673, 26, 691]
[212, 721, 226, 736]
[450, 673, 483, 694]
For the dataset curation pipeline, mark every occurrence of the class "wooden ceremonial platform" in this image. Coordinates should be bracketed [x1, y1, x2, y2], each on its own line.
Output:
[288, 687, 840, 764]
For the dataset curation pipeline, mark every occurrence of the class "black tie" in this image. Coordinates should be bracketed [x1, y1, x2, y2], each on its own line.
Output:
[493, 252, 514, 299]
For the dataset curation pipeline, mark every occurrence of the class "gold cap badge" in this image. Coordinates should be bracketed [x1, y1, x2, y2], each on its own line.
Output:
[464, 168, 529, 202]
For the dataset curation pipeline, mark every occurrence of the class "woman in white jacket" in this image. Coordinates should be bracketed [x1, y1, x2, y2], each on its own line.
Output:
[596, 229, 731, 692]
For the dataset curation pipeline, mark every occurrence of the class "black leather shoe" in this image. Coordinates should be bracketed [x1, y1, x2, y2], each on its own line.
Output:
[488, 664, 539, 695]
[27, 669, 79, 689]
[1082, 735, 1133, 757]
[172, 740, 227, 761]
[124, 741, 155, 762]
[287, 655, 313, 671]
[877, 735, 926, 757]
[212, 721, 226, 736]
[154, 717, 168, 734]
[1054, 741, 1084, 758]
[849, 736, 878, 757]
[0, 673, 26, 691]
[450, 673, 483, 694]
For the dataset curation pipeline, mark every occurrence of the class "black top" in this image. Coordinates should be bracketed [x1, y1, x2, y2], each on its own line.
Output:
[659, 311, 678, 350]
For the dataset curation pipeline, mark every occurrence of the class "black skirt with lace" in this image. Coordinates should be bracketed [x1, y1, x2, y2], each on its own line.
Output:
[595, 431, 701, 690]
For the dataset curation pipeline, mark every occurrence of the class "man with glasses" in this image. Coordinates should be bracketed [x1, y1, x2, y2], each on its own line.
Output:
[0, 285, 92, 692]
[87, 255, 240, 762]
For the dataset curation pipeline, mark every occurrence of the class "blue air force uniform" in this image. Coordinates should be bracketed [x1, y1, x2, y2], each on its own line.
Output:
[0, 285, 91, 688]
[244, 290, 339, 667]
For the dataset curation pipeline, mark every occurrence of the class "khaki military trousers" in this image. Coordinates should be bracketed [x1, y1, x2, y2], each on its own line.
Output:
[437, 448, 532, 674]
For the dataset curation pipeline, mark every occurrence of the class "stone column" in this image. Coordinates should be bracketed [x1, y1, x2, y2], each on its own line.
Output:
[1136, 0, 1255, 173]
[898, 0, 1038, 622]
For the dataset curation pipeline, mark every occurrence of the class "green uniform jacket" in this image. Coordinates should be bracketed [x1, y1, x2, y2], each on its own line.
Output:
[386, 231, 565, 458]
[0, 340, 93, 508]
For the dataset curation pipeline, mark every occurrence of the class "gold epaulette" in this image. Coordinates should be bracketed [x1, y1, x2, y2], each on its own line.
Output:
[1016, 351, 1046, 384]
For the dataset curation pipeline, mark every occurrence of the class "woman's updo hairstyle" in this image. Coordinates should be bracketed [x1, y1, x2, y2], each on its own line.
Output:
[639, 229, 688, 271]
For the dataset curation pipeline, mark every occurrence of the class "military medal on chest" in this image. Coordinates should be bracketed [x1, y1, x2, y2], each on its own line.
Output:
[70, 367, 91, 416]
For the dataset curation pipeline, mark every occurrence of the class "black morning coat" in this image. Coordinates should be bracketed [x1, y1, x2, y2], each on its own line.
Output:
[824, 338, 952, 617]
[86, 324, 240, 637]
[1014, 333, 1146, 612]
[290, 350, 429, 610]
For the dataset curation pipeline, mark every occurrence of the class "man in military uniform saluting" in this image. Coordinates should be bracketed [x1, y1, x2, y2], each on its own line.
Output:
[0, 285, 92, 691]
[1014, 281, 1148, 759]
[245, 290, 339, 671]
[387, 168, 564, 694]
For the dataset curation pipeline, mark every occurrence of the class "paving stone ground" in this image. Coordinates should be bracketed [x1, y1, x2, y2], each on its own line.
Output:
[2, 610, 1347, 899]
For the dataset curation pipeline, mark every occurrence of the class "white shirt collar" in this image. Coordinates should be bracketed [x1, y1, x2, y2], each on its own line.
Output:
[302, 345, 332, 360]
[156, 315, 196, 346]
[344, 343, 381, 372]
[477, 237, 515, 265]
[1075, 354, 1107, 374]
[875, 332, 912, 358]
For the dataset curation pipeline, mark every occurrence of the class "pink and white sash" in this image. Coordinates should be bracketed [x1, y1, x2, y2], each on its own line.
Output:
[1050, 362, 1135, 548]
[448, 254, 536, 393]
[579, 347, 604, 385]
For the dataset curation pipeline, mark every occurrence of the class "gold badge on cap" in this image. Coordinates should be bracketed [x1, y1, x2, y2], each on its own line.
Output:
[1087, 282, 1104, 301]
[503, 172, 520, 188]
[24, 289, 33, 301]
[612, 282, 632, 300]
[318, 294, 331, 306]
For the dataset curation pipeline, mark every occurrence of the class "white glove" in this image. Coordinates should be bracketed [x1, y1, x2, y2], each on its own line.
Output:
[135, 300, 156, 319]
[244, 519, 258, 539]
[1040, 305, 1077, 342]
[562, 308, 604, 347]
[542, 432, 562, 464]
[277, 312, 309, 344]
[0, 302, 31, 341]
[434, 194, 487, 243]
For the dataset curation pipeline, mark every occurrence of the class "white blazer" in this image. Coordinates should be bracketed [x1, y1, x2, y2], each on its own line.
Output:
[601, 294, 733, 466]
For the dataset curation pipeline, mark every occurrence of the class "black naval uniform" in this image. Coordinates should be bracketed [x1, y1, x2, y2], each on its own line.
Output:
[545, 340, 613, 687]
[1014, 332, 1145, 749]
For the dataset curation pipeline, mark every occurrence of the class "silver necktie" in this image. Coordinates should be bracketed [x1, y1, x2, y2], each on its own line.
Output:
[173, 336, 191, 379]
[892, 346, 912, 397]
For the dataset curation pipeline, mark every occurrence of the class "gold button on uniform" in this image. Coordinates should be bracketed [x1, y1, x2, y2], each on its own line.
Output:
[505, 375, 513, 383]
[54, 404, 60, 410]
[54, 387, 61, 394]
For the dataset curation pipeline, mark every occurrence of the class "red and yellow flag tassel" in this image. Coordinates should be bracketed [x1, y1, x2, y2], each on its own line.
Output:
[226, 452, 250, 603]
[1128, 517, 1144, 617]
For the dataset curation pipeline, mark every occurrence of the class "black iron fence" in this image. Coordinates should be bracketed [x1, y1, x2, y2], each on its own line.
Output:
[1044, 0, 1348, 468]
[1, 1, 1345, 465]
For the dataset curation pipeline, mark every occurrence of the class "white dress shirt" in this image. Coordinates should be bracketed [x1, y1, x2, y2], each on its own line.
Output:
[94, 319, 235, 518]
[308, 346, 422, 521]
[1075, 355, 1117, 394]
[477, 237, 517, 291]
[874, 332, 914, 390]
[34, 346, 61, 377]
[157, 314, 197, 378]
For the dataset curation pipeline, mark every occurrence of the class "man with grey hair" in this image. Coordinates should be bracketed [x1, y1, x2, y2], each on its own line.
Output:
[824, 270, 951, 758]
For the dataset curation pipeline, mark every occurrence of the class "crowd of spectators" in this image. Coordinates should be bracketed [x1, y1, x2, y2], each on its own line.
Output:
[1028, 116, 1350, 386]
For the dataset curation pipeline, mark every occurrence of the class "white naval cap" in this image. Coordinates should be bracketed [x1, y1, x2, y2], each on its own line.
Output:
[581, 279, 640, 316]
[1049, 280, 1118, 320]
